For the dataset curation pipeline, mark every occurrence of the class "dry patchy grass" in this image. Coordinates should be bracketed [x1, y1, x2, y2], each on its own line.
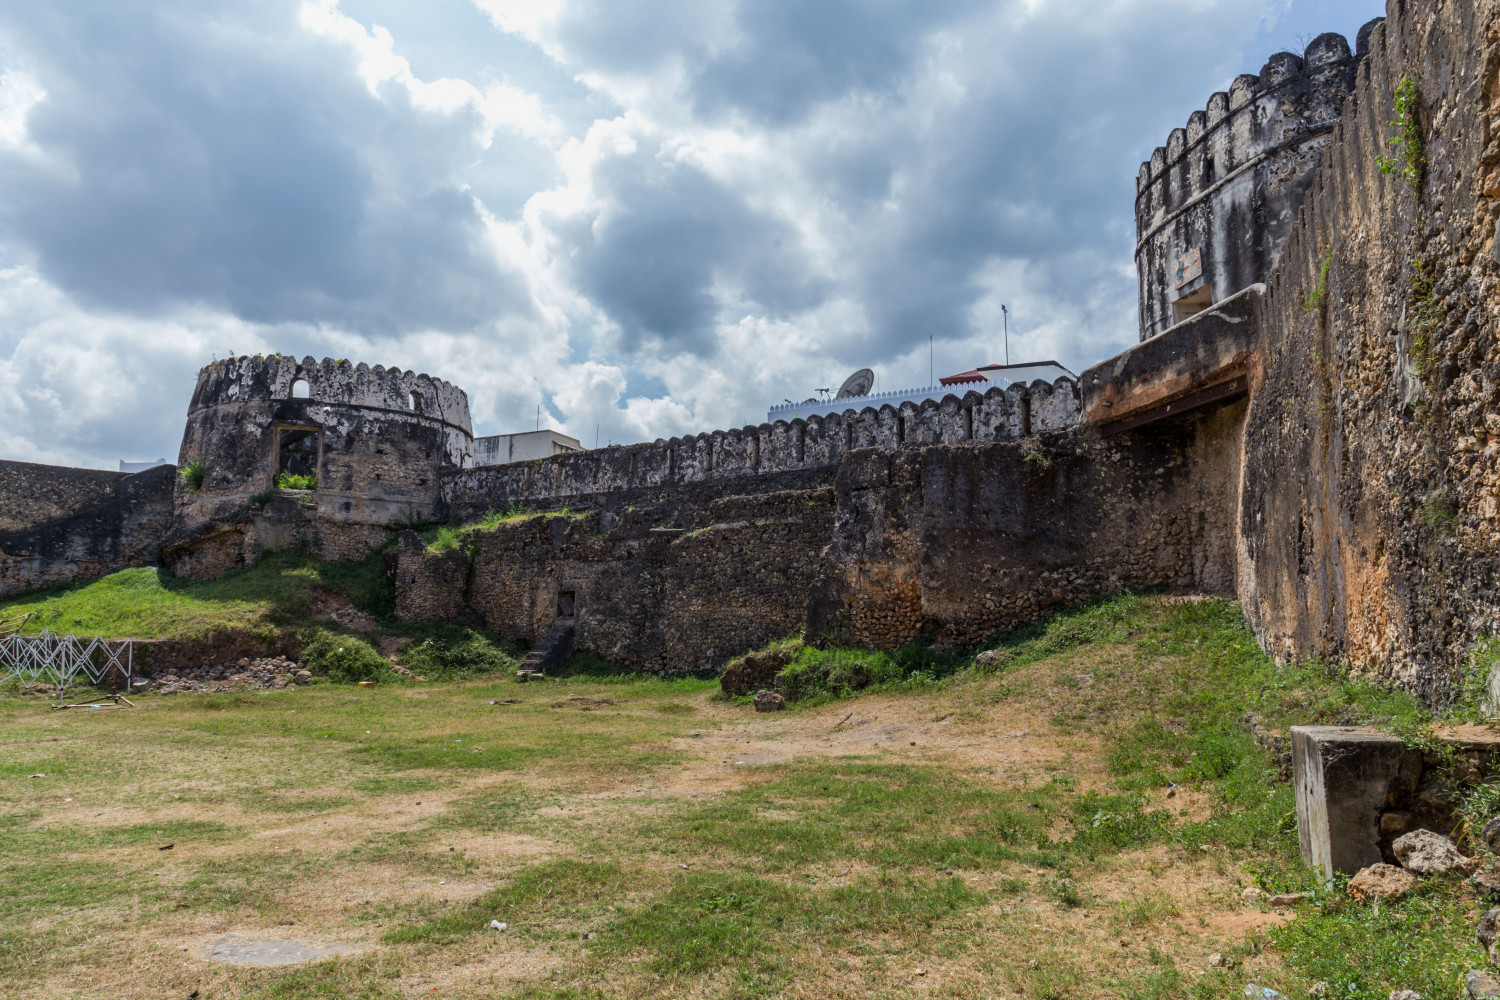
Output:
[0, 594, 1480, 999]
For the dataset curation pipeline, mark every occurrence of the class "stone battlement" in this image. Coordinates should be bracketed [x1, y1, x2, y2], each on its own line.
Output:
[447, 377, 1081, 512]
[1134, 27, 1375, 215]
[188, 355, 472, 434]
[1132, 22, 1380, 341]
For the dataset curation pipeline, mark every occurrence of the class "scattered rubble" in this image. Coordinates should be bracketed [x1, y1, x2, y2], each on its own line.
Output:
[1347, 864, 1419, 901]
[148, 656, 311, 693]
[1393, 830, 1468, 875]
[754, 690, 786, 713]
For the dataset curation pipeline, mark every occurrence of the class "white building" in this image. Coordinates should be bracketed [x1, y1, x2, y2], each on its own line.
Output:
[766, 362, 1074, 423]
[472, 429, 583, 466]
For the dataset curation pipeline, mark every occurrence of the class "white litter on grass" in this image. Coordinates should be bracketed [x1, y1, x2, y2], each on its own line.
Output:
[490, 921, 507, 932]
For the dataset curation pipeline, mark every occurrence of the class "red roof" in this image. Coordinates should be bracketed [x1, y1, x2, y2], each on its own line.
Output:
[940, 369, 991, 386]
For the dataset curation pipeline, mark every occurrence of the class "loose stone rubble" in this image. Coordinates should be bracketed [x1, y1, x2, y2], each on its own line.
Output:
[149, 656, 312, 693]
[1347, 864, 1419, 901]
[1393, 829, 1469, 875]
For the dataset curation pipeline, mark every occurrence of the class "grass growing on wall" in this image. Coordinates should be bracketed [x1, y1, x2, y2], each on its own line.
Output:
[0, 549, 393, 640]
[422, 504, 582, 554]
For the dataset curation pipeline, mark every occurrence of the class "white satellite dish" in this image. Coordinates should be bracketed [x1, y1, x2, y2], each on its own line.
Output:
[837, 368, 875, 398]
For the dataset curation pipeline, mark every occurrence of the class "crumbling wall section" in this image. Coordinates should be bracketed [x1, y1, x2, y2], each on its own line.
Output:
[398, 488, 836, 672]
[1238, 0, 1500, 702]
[0, 464, 175, 598]
[808, 404, 1246, 650]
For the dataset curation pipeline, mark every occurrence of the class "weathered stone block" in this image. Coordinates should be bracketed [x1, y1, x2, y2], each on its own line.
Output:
[1293, 726, 1408, 878]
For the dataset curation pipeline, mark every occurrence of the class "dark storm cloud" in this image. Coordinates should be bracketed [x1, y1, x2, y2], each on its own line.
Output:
[0, 0, 1390, 467]
[561, 151, 827, 357]
[0, 0, 528, 334]
[684, 0, 980, 125]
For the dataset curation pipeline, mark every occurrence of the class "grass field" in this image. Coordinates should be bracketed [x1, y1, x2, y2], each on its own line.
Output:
[0, 594, 1490, 999]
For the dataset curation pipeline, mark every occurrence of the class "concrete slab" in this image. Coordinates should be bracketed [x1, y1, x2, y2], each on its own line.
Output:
[1293, 726, 1408, 879]
[204, 933, 358, 967]
[1080, 284, 1261, 433]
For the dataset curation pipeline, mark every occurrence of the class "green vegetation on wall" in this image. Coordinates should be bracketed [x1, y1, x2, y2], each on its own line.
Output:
[1377, 75, 1426, 191]
[177, 459, 207, 491]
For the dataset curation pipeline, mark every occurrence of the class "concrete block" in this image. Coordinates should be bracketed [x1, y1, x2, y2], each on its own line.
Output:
[1293, 726, 1407, 879]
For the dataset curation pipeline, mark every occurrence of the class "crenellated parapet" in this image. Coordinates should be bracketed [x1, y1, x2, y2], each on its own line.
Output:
[173, 355, 475, 570]
[188, 354, 472, 434]
[446, 377, 1082, 513]
[1134, 22, 1382, 341]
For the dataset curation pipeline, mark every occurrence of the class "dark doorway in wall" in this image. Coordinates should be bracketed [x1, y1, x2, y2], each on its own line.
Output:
[1172, 285, 1214, 325]
[277, 427, 320, 482]
[556, 589, 576, 619]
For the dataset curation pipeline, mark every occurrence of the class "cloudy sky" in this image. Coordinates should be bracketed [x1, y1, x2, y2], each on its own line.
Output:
[0, 0, 1382, 469]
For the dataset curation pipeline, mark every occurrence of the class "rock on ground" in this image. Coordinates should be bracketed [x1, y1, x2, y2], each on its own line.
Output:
[1348, 864, 1419, 900]
[753, 690, 786, 713]
[721, 648, 795, 697]
[1484, 818, 1500, 855]
[1389, 991, 1424, 1000]
[1393, 829, 1468, 875]
[1468, 969, 1500, 999]
[1480, 907, 1500, 962]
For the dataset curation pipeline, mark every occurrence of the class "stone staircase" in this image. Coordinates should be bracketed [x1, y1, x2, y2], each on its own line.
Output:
[515, 622, 576, 681]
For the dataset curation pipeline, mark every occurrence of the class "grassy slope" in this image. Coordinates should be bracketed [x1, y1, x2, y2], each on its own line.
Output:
[0, 593, 1490, 999]
[0, 550, 394, 640]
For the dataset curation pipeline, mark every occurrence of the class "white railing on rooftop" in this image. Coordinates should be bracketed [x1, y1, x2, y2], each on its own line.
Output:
[766, 364, 1075, 423]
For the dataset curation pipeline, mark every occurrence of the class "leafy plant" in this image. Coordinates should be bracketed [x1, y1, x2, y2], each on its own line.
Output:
[178, 460, 207, 491]
[1022, 439, 1053, 471]
[398, 627, 520, 679]
[1376, 76, 1426, 191]
[275, 472, 316, 490]
[299, 630, 391, 684]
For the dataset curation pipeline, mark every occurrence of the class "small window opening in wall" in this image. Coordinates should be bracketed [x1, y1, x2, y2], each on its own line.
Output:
[1172, 285, 1214, 324]
[556, 589, 576, 619]
[1202, 156, 1216, 187]
[277, 427, 319, 487]
[290, 378, 310, 399]
[409, 391, 422, 413]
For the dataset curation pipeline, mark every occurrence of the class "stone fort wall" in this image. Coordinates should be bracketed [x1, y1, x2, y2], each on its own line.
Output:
[1236, 0, 1500, 702]
[0, 462, 174, 599]
[442, 378, 1082, 517]
[1135, 25, 1374, 340]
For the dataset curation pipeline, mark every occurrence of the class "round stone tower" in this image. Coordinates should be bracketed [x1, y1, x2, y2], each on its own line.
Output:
[1134, 22, 1383, 340]
[172, 354, 473, 567]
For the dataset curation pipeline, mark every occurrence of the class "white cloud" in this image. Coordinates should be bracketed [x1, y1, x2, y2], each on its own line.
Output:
[0, 0, 1386, 468]
[0, 70, 45, 156]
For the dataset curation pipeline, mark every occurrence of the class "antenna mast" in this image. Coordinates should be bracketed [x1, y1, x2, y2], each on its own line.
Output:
[1002, 305, 1010, 366]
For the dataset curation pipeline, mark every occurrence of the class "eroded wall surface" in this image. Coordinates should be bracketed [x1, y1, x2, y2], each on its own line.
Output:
[1238, 0, 1500, 701]
[0, 464, 174, 599]
[399, 402, 1245, 670]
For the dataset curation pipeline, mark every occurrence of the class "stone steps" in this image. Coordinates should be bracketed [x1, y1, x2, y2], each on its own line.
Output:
[515, 622, 575, 682]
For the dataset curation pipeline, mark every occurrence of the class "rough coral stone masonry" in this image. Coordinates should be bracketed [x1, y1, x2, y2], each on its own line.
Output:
[5, 0, 1500, 703]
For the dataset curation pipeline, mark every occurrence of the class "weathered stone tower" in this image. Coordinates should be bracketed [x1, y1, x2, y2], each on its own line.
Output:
[1134, 23, 1381, 340]
[167, 355, 473, 575]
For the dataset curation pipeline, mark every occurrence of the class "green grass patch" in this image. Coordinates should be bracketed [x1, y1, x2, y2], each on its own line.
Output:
[0, 548, 395, 640]
[641, 762, 1057, 870]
